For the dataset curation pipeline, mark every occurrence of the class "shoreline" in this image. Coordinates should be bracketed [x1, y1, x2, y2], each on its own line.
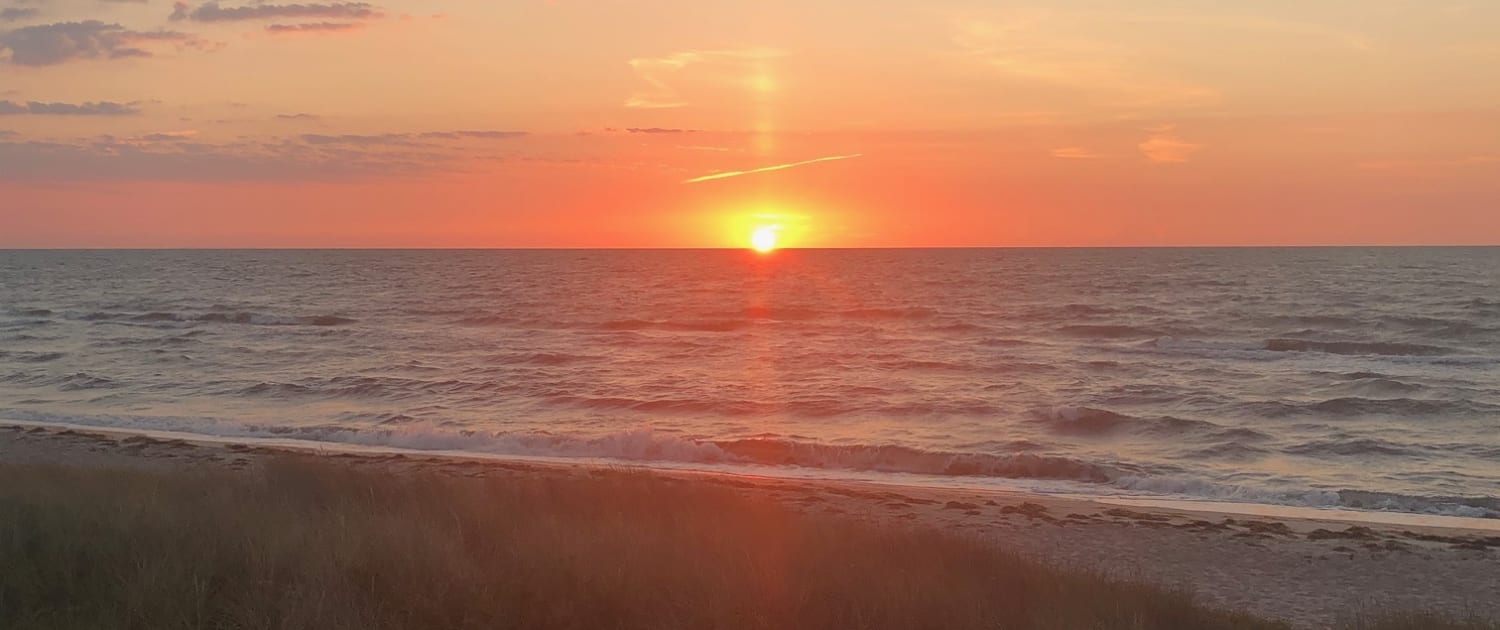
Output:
[2, 421, 1497, 628]
[2, 417, 1496, 535]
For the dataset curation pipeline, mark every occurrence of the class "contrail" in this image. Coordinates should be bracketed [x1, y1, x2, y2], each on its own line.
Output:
[684, 153, 863, 183]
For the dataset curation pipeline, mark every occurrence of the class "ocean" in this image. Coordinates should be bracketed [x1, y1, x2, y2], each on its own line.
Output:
[2, 248, 1497, 518]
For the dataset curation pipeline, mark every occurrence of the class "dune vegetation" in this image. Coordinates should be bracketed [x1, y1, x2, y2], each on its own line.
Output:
[0, 456, 1491, 630]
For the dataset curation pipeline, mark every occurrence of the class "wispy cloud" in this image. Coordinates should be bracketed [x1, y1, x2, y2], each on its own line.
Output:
[951, 10, 1219, 112]
[0, 100, 140, 115]
[684, 153, 861, 184]
[265, 22, 364, 34]
[1138, 125, 1200, 163]
[1, 7, 40, 22]
[1050, 147, 1100, 159]
[626, 48, 783, 109]
[170, 2, 380, 22]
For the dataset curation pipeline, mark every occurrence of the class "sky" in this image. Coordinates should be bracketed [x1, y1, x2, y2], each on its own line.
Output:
[0, 0, 1497, 248]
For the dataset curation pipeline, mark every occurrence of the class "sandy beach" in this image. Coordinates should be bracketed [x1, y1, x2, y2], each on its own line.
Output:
[3, 422, 1495, 629]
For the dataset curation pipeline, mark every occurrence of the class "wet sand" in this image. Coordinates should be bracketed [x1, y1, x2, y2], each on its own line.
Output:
[2, 422, 1496, 629]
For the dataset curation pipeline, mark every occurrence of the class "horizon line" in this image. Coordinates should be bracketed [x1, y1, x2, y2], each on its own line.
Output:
[2, 244, 1498, 251]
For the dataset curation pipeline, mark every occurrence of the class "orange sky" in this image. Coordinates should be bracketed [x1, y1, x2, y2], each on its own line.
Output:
[1, 1, 1498, 247]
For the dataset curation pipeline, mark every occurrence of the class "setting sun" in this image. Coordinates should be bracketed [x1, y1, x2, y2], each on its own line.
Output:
[750, 226, 780, 252]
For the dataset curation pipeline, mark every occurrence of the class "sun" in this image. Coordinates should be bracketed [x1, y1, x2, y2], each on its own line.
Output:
[750, 226, 779, 252]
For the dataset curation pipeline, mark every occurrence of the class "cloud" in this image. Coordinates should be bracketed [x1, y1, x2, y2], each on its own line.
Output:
[1050, 147, 1100, 159]
[626, 48, 784, 109]
[138, 130, 199, 141]
[0, 20, 205, 66]
[417, 130, 527, 139]
[0, 100, 141, 115]
[276, 112, 322, 120]
[300, 132, 415, 146]
[951, 11, 1219, 112]
[1138, 125, 1200, 163]
[265, 22, 363, 34]
[1, 7, 40, 22]
[301, 130, 527, 145]
[684, 153, 861, 184]
[626, 127, 700, 134]
[170, 1, 380, 22]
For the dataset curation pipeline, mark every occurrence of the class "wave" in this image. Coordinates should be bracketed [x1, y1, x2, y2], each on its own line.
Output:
[599, 319, 751, 333]
[1321, 377, 1427, 397]
[1109, 475, 1500, 518]
[712, 439, 1117, 481]
[233, 376, 502, 401]
[66, 310, 356, 327]
[1058, 324, 1166, 339]
[1284, 438, 1420, 457]
[0, 350, 65, 363]
[1032, 406, 1239, 438]
[1240, 397, 1498, 418]
[1263, 338, 1455, 356]
[735, 306, 822, 321]
[4, 308, 54, 317]
[1, 372, 118, 391]
[2, 410, 1494, 519]
[838, 307, 937, 320]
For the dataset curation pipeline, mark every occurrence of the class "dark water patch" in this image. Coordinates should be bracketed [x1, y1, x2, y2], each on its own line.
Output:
[978, 337, 1031, 347]
[1336, 490, 1500, 518]
[1058, 324, 1165, 338]
[1, 371, 118, 390]
[0, 318, 55, 331]
[332, 411, 423, 426]
[1285, 438, 1420, 457]
[1264, 338, 1455, 356]
[70, 310, 356, 327]
[1010, 303, 1117, 321]
[734, 306, 822, 321]
[1186, 442, 1272, 460]
[0, 350, 65, 363]
[877, 359, 972, 372]
[55, 372, 119, 391]
[1242, 397, 1496, 418]
[456, 314, 515, 326]
[1464, 298, 1500, 314]
[89, 331, 206, 348]
[599, 319, 751, 333]
[234, 376, 501, 401]
[1031, 407, 1223, 437]
[4, 308, 54, 317]
[837, 307, 937, 320]
[1381, 315, 1493, 338]
[545, 395, 774, 416]
[927, 322, 989, 334]
[1322, 377, 1426, 396]
[1257, 314, 1364, 328]
[502, 352, 596, 366]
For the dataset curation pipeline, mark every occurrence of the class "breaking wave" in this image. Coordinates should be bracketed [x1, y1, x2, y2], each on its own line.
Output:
[1264, 338, 1455, 356]
[2, 410, 1494, 519]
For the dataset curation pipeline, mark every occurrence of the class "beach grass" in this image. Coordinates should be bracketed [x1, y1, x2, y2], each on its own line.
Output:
[0, 456, 1489, 630]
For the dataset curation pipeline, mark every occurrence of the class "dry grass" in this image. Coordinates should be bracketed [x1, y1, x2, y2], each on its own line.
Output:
[0, 457, 1489, 630]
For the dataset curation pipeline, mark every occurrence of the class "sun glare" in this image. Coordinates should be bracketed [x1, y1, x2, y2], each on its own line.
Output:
[750, 226, 779, 253]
